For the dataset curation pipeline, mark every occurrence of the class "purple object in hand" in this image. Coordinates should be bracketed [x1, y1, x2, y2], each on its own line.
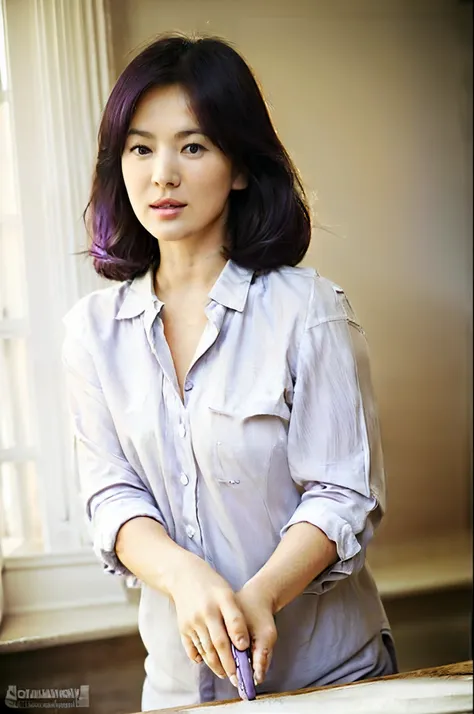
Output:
[231, 644, 256, 701]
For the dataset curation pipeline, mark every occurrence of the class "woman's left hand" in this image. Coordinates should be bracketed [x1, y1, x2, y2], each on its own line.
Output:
[235, 582, 277, 685]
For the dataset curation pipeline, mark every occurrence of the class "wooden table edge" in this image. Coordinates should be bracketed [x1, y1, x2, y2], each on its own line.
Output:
[132, 660, 473, 714]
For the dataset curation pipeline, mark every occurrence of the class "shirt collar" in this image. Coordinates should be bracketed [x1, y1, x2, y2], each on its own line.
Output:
[115, 259, 255, 320]
[208, 259, 254, 312]
[115, 267, 159, 320]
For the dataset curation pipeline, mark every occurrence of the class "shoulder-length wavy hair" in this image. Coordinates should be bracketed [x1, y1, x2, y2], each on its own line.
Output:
[85, 33, 312, 281]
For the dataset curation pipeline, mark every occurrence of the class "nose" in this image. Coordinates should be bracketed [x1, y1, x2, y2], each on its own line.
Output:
[151, 151, 180, 188]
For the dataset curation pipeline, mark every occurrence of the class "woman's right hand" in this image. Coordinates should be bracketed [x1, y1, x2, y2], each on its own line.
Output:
[169, 554, 250, 684]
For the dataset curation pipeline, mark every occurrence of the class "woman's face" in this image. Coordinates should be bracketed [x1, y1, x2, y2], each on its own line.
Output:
[121, 84, 246, 249]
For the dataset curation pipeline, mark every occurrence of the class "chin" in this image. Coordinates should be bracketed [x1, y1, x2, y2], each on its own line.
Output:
[155, 231, 191, 242]
[144, 224, 187, 242]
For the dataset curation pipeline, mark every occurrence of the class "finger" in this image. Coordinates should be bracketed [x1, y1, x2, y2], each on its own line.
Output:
[207, 618, 238, 683]
[252, 625, 277, 684]
[195, 626, 227, 680]
[192, 636, 205, 658]
[221, 599, 250, 652]
[181, 634, 203, 664]
[252, 646, 271, 684]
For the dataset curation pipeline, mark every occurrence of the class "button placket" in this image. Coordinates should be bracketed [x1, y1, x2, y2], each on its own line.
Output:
[177, 403, 204, 551]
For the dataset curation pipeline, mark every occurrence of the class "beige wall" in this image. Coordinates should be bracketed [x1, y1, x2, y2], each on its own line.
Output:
[109, 0, 472, 547]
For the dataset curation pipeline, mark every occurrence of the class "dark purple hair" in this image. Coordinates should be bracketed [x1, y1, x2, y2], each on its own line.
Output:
[85, 33, 311, 281]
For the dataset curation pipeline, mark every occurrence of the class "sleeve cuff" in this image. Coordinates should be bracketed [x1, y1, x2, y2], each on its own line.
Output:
[92, 499, 167, 579]
[280, 498, 372, 595]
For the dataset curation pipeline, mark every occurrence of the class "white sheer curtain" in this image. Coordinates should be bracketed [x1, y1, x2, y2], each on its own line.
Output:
[1, 0, 127, 617]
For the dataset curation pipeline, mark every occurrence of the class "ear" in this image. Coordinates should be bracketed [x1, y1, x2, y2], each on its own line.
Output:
[231, 170, 248, 191]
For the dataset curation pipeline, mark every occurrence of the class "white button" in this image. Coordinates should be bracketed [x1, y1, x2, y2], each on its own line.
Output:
[178, 423, 186, 438]
[180, 472, 189, 486]
[184, 380, 193, 392]
[186, 525, 195, 538]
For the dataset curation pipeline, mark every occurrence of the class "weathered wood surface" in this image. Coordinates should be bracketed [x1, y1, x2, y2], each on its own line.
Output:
[135, 660, 473, 713]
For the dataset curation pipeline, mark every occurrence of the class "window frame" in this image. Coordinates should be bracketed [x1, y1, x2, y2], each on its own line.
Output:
[0, 0, 126, 618]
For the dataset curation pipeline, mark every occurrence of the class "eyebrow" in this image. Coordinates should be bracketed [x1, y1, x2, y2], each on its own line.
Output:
[126, 128, 205, 140]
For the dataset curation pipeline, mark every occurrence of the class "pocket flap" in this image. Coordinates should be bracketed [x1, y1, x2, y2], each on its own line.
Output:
[209, 394, 290, 421]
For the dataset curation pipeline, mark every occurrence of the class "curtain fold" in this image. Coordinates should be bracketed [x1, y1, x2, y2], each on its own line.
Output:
[2, 0, 115, 560]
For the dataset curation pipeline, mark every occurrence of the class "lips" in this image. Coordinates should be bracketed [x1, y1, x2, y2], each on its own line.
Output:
[150, 199, 186, 208]
[150, 199, 186, 220]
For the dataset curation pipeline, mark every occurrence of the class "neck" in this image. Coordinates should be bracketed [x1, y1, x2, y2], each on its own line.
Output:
[154, 246, 228, 297]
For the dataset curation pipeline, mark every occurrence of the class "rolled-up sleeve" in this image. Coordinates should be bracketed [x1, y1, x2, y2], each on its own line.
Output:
[281, 283, 386, 594]
[62, 309, 167, 577]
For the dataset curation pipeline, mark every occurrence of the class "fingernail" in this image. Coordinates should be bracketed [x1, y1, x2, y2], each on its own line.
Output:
[217, 674, 226, 680]
[230, 675, 239, 688]
[237, 637, 249, 649]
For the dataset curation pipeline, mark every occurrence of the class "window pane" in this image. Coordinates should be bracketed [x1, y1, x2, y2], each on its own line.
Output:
[0, 337, 35, 450]
[0, 98, 26, 320]
[0, 461, 43, 556]
[0, 213, 25, 320]
[0, 0, 8, 93]
[0, 99, 17, 214]
[0, 1, 44, 560]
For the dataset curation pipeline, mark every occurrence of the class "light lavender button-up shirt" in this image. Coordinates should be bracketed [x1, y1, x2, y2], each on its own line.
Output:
[62, 259, 394, 710]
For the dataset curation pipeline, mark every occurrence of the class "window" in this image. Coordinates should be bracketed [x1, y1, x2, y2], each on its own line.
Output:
[0, 0, 44, 559]
[0, 0, 127, 617]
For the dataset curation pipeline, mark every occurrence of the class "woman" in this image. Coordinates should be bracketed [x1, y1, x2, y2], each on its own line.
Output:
[62, 33, 397, 711]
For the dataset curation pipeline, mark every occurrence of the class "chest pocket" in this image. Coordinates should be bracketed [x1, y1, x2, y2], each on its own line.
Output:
[207, 392, 290, 488]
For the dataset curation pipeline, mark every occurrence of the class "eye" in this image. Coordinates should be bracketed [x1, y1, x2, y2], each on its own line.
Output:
[183, 143, 206, 156]
[130, 144, 152, 156]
